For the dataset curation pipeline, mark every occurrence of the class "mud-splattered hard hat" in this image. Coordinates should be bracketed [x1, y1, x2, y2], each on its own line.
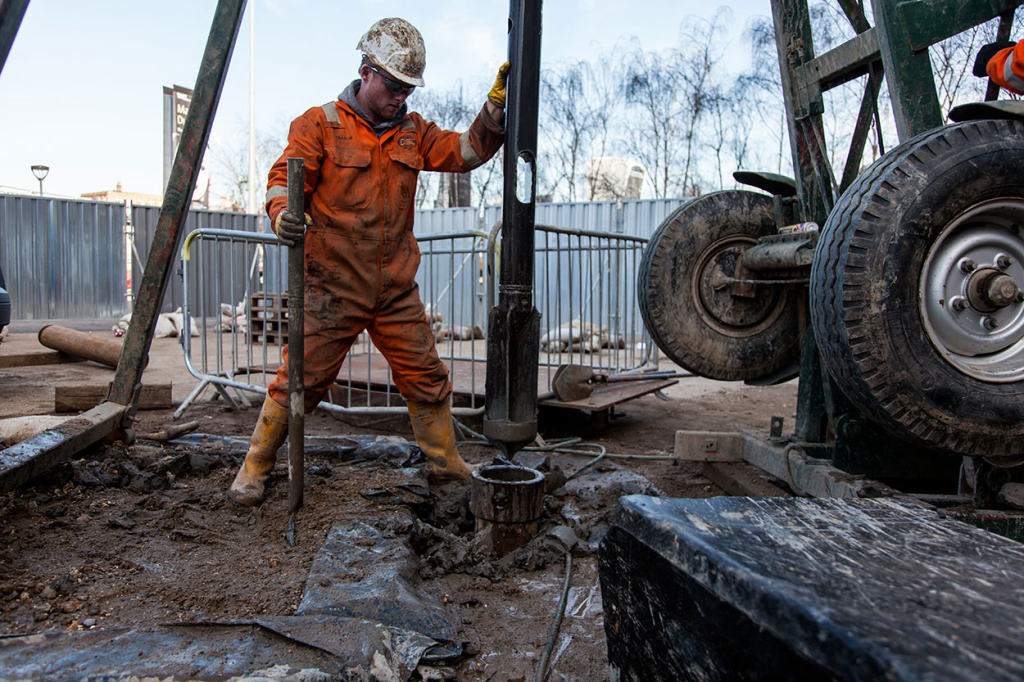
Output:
[357, 18, 426, 88]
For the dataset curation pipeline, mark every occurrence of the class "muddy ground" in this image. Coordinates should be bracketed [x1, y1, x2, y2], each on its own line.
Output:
[0, 327, 797, 680]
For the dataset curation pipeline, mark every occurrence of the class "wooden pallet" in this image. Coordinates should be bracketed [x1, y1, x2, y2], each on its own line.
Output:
[250, 292, 289, 311]
[249, 292, 289, 344]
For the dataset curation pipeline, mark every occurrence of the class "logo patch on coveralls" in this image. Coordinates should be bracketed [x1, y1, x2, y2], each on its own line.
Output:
[397, 134, 416, 148]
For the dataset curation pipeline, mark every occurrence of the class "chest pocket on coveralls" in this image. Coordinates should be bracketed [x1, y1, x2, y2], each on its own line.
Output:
[388, 148, 424, 212]
[325, 144, 372, 210]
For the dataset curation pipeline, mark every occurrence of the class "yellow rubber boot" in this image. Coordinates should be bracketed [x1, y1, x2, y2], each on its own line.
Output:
[407, 399, 473, 482]
[227, 395, 290, 506]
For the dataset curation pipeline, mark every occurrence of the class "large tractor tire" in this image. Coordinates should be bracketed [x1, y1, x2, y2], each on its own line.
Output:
[638, 190, 801, 381]
[811, 119, 1024, 458]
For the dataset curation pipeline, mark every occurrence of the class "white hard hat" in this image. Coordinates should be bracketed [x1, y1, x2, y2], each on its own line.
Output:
[357, 18, 426, 88]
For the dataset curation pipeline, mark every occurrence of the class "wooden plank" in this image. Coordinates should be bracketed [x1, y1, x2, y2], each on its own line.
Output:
[0, 402, 126, 495]
[55, 383, 172, 413]
[702, 461, 791, 498]
[0, 351, 85, 369]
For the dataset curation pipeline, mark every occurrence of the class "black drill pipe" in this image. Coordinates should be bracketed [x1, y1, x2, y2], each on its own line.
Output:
[286, 158, 305, 524]
[484, 0, 544, 457]
[500, 0, 542, 292]
[108, 0, 247, 411]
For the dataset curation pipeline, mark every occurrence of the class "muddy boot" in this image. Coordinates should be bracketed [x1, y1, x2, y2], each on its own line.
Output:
[407, 399, 475, 482]
[227, 395, 289, 506]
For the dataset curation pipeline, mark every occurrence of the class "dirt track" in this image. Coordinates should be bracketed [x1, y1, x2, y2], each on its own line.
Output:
[0, 326, 797, 680]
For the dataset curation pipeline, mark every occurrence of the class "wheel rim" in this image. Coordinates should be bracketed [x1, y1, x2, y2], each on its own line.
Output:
[921, 199, 1024, 382]
[692, 235, 787, 339]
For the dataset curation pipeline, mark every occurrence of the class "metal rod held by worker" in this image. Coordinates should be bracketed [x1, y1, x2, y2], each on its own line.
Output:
[286, 157, 305, 530]
[484, 0, 544, 459]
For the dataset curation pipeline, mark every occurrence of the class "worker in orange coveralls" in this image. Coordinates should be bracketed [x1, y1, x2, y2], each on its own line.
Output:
[975, 39, 1024, 93]
[228, 17, 511, 506]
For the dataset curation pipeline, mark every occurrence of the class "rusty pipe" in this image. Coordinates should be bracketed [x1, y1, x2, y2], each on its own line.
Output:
[38, 325, 128, 369]
[286, 157, 305, 545]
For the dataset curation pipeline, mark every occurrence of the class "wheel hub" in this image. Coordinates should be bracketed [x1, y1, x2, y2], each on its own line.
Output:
[921, 200, 1024, 382]
[965, 268, 1020, 312]
[694, 238, 785, 338]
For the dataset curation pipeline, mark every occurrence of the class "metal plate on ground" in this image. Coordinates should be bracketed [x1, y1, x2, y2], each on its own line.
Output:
[538, 379, 677, 411]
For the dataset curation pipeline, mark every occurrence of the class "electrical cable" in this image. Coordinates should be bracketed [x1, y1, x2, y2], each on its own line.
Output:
[453, 417, 675, 481]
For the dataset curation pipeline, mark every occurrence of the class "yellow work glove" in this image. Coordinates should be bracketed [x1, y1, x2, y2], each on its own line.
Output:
[273, 210, 312, 247]
[488, 62, 511, 108]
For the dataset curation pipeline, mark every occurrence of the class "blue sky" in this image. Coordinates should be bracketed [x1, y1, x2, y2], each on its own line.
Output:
[0, 0, 771, 199]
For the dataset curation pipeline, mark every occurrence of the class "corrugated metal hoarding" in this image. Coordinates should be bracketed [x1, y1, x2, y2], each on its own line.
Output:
[131, 206, 269, 315]
[414, 198, 690, 238]
[1, 193, 689, 325]
[0, 195, 127, 321]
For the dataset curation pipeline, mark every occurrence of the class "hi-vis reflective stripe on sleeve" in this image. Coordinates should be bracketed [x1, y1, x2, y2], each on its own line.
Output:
[321, 102, 340, 124]
[459, 131, 483, 169]
[266, 186, 287, 202]
[1004, 58, 1024, 94]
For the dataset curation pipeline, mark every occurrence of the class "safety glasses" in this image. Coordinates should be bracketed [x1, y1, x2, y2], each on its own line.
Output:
[369, 64, 415, 96]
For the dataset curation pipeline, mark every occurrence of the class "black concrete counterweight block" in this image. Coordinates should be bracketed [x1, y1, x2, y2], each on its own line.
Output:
[598, 495, 1024, 682]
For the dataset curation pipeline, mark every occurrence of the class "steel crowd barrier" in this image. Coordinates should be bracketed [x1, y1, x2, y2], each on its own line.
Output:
[175, 223, 656, 419]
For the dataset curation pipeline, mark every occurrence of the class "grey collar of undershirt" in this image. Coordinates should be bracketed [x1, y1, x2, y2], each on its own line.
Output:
[339, 79, 407, 137]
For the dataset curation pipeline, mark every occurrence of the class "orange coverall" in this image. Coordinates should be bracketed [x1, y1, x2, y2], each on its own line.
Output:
[987, 41, 1024, 95]
[264, 96, 504, 412]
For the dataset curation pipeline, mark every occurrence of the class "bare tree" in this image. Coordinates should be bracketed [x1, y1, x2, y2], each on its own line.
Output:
[539, 55, 619, 201]
[740, 16, 791, 176]
[701, 76, 739, 189]
[620, 11, 731, 198]
[620, 42, 685, 198]
[209, 115, 288, 211]
[408, 83, 482, 208]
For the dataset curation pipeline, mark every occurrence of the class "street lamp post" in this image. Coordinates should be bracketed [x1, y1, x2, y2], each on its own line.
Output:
[31, 165, 49, 196]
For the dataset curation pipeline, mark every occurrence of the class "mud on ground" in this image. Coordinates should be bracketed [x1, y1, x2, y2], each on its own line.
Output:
[0, 329, 797, 680]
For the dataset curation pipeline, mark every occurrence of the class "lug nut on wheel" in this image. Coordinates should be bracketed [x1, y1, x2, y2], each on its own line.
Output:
[950, 296, 968, 312]
[997, 254, 1016, 270]
[982, 316, 1000, 331]
[961, 258, 978, 273]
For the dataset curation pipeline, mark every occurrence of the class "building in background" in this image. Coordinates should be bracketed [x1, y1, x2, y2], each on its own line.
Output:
[81, 182, 162, 206]
[586, 157, 647, 201]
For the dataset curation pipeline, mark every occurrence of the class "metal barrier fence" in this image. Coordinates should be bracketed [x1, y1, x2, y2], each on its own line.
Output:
[525, 224, 654, 388]
[177, 228, 493, 417]
[176, 222, 654, 418]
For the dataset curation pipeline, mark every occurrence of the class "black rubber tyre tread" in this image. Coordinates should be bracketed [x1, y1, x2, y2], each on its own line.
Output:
[639, 190, 800, 381]
[810, 119, 1024, 457]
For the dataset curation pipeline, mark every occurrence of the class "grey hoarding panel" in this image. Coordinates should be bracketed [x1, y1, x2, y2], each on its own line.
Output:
[0, 194, 126, 321]
[130, 205, 266, 315]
